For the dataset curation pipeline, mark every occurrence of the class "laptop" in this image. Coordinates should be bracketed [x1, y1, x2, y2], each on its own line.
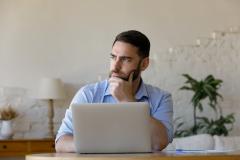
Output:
[71, 102, 152, 153]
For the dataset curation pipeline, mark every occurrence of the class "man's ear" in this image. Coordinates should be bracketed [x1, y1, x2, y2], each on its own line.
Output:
[140, 57, 149, 71]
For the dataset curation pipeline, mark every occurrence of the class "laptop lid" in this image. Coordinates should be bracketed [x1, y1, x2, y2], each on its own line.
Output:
[72, 102, 152, 153]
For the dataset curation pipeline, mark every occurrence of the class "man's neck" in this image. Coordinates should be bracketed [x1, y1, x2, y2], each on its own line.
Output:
[133, 77, 142, 94]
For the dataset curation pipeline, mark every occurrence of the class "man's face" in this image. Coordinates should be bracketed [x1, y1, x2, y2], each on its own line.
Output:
[109, 41, 142, 81]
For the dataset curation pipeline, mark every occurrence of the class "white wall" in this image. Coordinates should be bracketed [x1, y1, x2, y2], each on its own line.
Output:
[1, 0, 240, 89]
[0, 0, 240, 137]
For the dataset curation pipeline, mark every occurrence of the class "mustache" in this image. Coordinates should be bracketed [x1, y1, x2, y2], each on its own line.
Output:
[109, 71, 129, 80]
[109, 69, 139, 81]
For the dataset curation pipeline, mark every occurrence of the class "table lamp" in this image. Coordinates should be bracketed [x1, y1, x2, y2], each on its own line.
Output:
[38, 78, 66, 138]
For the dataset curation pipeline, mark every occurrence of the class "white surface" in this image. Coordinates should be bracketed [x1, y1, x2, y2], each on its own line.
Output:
[166, 134, 215, 150]
[1, 0, 240, 89]
[214, 135, 240, 151]
[166, 149, 237, 153]
[165, 135, 240, 151]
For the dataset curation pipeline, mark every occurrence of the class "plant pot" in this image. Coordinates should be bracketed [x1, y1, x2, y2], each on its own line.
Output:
[0, 120, 13, 139]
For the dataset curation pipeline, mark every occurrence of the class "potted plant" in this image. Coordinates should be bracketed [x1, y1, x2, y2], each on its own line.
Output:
[174, 74, 235, 137]
[0, 105, 18, 139]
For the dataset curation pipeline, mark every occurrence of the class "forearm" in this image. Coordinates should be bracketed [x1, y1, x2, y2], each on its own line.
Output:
[55, 134, 76, 153]
[150, 117, 169, 151]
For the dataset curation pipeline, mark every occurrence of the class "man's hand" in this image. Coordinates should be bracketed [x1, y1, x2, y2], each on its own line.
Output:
[55, 135, 76, 153]
[109, 72, 136, 102]
[149, 117, 169, 151]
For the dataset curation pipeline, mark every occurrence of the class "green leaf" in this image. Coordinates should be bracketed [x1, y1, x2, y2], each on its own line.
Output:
[203, 85, 214, 100]
[179, 74, 235, 137]
[197, 116, 210, 124]
[180, 86, 193, 91]
[204, 75, 214, 83]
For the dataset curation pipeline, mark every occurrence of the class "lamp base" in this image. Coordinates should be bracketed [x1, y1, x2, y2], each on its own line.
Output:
[48, 99, 54, 138]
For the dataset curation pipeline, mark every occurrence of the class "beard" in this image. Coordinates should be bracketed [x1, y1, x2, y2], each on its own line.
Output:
[109, 60, 142, 81]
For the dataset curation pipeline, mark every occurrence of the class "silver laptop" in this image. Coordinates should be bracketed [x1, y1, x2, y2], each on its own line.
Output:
[71, 102, 152, 153]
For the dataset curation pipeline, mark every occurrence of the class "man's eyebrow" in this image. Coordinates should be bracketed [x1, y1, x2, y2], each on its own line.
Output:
[120, 56, 132, 59]
[110, 53, 132, 59]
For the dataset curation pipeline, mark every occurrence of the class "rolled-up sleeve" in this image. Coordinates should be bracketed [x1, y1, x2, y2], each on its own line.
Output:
[151, 92, 173, 143]
[55, 108, 73, 142]
[55, 86, 91, 143]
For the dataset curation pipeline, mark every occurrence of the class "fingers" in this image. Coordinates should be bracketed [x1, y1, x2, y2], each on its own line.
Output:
[109, 82, 118, 92]
[108, 72, 135, 102]
[128, 71, 134, 83]
[108, 77, 122, 83]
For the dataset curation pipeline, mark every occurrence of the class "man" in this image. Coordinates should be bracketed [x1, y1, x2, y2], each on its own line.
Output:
[55, 30, 173, 152]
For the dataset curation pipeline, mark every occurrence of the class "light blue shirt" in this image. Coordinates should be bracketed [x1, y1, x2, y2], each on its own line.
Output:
[56, 79, 173, 143]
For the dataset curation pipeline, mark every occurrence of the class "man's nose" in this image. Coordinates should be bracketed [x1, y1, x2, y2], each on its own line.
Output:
[112, 58, 122, 71]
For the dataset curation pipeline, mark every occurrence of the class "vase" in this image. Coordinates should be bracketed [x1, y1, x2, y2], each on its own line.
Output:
[0, 120, 13, 139]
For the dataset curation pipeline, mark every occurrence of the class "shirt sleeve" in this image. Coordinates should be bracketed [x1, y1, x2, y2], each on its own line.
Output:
[151, 92, 173, 143]
[55, 86, 92, 143]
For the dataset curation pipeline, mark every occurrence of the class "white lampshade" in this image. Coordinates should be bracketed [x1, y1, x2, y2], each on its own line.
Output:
[38, 78, 66, 100]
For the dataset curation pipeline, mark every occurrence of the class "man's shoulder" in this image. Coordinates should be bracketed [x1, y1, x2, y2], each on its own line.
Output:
[72, 80, 108, 103]
[143, 82, 171, 97]
[80, 80, 108, 92]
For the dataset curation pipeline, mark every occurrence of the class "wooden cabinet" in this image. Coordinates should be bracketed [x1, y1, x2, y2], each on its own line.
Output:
[0, 139, 55, 157]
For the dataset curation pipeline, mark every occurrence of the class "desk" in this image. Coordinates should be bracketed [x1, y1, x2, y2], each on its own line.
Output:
[0, 139, 55, 157]
[26, 151, 240, 160]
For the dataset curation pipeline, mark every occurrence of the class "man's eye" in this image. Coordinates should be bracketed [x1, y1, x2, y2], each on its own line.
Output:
[122, 58, 131, 62]
[110, 55, 116, 59]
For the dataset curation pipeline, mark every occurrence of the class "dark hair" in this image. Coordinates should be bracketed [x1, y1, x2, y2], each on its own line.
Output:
[113, 30, 150, 58]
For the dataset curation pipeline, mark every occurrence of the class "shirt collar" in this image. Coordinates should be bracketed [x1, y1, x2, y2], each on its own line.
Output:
[104, 79, 149, 100]
[105, 83, 111, 96]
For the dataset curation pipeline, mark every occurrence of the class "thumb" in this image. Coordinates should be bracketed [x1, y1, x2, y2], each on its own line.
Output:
[128, 71, 134, 83]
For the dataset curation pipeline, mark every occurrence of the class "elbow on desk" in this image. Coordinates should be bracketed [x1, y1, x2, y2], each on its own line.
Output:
[55, 134, 76, 153]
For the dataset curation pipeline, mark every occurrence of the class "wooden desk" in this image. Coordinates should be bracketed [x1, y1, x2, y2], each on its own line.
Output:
[26, 151, 240, 160]
[0, 139, 55, 157]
